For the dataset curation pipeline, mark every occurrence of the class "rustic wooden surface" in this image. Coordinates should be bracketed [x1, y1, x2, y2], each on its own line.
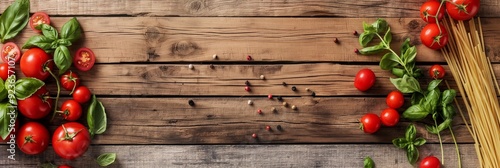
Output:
[0, 0, 494, 167]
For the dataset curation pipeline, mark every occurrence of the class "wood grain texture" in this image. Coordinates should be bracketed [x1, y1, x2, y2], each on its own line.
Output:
[1, 0, 499, 18]
[0, 144, 477, 168]
[7, 17, 500, 63]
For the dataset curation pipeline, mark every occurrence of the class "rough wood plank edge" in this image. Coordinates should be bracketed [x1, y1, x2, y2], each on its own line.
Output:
[7, 18, 500, 63]
[0, 144, 477, 167]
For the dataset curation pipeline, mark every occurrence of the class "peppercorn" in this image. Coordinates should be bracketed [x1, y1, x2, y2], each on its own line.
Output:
[247, 55, 252, 61]
[252, 133, 258, 139]
[291, 105, 297, 110]
[257, 109, 263, 114]
[311, 92, 316, 97]
[277, 96, 283, 101]
[213, 54, 218, 59]
[268, 94, 273, 99]
[353, 30, 358, 35]
[188, 100, 195, 106]
[277, 125, 283, 131]
[209, 64, 214, 69]
[354, 48, 360, 54]
[291, 86, 297, 91]
[282, 102, 288, 107]
[334, 38, 339, 44]
[266, 125, 271, 131]
[271, 107, 277, 113]
[245, 86, 251, 92]
[248, 100, 253, 105]
[260, 75, 265, 80]
[282, 82, 287, 86]
[245, 80, 250, 86]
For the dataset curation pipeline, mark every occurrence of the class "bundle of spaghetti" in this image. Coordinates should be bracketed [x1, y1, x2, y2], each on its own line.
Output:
[441, 16, 500, 167]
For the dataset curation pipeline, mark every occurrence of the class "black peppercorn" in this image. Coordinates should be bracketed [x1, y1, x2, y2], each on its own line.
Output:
[282, 82, 287, 86]
[291, 86, 297, 91]
[277, 96, 283, 101]
[311, 92, 316, 97]
[277, 125, 283, 131]
[188, 100, 195, 106]
[245, 80, 250, 86]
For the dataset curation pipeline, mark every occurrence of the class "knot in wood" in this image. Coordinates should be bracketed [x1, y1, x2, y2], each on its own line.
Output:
[171, 41, 199, 56]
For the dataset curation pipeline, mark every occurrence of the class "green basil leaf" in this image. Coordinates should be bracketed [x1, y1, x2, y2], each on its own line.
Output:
[22, 35, 55, 53]
[390, 75, 421, 94]
[403, 46, 417, 64]
[422, 89, 441, 112]
[54, 46, 72, 75]
[400, 38, 411, 56]
[403, 104, 429, 121]
[0, 79, 8, 101]
[405, 124, 417, 141]
[413, 137, 426, 146]
[425, 125, 439, 134]
[392, 137, 408, 149]
[383, 27, 392, 44]
[391, 67, 405, 78]
[427, 79, 442, 91]
[96, 153, 116, 167]
[406, 145, 419, 164]
[441, 89, 456, 106]
[364, 156, 375, 168]
[380, 52, 400, 70]
[0, 0, 30, 43]
[0, 102, 15, 140]
[359, 42, 386, 55]
[37, 24, 59, 40]
[359, 32, 375, 47]
[437, 119, 452, 132]
[56, 39, 72, 47]
[363, 22, 376, 33]
[372, 18, 389, 34]
[412, 68, 422, 78]
[410, 92, 424, 105]
[14, 78, 45, 100]
[87, 95, 107, 137]
[442, 105, 456, 119]
[60, 17, 82, 43]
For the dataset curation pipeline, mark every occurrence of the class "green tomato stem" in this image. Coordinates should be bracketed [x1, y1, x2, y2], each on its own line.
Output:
[434, 117, 445, 165]
[48, 67, 61, 122]
[449, 126, 462, 168]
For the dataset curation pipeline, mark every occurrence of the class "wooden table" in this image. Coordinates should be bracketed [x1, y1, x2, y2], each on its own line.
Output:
[2, 0, 499, 167]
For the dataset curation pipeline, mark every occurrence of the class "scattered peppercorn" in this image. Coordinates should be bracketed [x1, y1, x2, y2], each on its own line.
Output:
[188, 100, 195, 106]
[334, 37, 339, 44]
[252, 133, 258, 139]
[209, 64, 214, 69]
[353, 30, 358, 35]
[291, 105, 297, 110]
[266, 125, 271, 131]
[245, 86, 251, 92]
[311, 92, 316, 97]
[260, 75, 265, 80]
[245, 80, 250, 86]
[277, 125, 283, 131]
[188, 64, 194, 69]
[354, 48, 360, 54]
[271, 107, 277, 113]
[257, 109, 263, 114]
[305, 88, 310, 92]
[291, 86, 297, 91]
[282, 82, 287, 86]
[247, 55, 253, 61]
[277, 96, 283, 101]
[213, 54, 218, 59]
[283, 102, 288, 107]
[248, 100, 253, 105]
[268, 94, 273, 99]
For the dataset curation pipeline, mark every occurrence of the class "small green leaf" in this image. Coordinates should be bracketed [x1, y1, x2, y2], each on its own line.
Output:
[37, 24, 59, 40]
[422, 89, 441, 113]
[403, 46, 417, 64]
[441, 89, 456, 106]
[359, 32, 375, 47]
[389, 75, 421, 94]
[364, 156, 375, 168]
[0, 79, 8, 101]
[427, 80, 442, 91]
[363, 22, 376, 33]
[0, 102, 14, 140]
[405, 124, 417, 141]
[403, 104, 429, 121]
[60, 17, 82, 43]
[372, 18, 389, 34]
[54, 46, 72, 75]
[406, 145, 419, 164]
[400, 38, 411, 56]
[392, 137, 409, 149]
[22, 35, 55, 53]
[0, 0, 30, 42]
[96, 153, 116, 167]
[14, 78, 45, 100]
[410, 92, 424, 105]
[380, 52, 400, 70]
[56, 39, 72, 47]
[413, 138, 426, 146]
[391, 67, 405, 78]
[383, 27, 392, 44]
[442, 105, 456, 119]
[359, 42, 386, 55]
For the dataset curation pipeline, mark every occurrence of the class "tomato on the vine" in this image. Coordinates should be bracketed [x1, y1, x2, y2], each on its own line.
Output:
[354, 68, 376, 92]
[18, 86, 53, 119]
[420, 23, 448, 50]
[16, 122, 50, 155]
[360, 113, 381, 134]
[420, 0, 445, 23]
[60, 100, 82, 121]
[420, 156, 441, 168]
[380, 108, 400, 127]
[446, 0, 480, 21]
[386, 90, 404, 109]
[60, 71, 81, 92]
[0, 63, 10, 81]
[29, 12, 51, 33]
[52, 122, 91, 160]
[72, 86, 91, 104]
[1, 42, 21, 63]
[73, 47, 96, 72]
[429, 64, 446, 79]
[20, 48, 54, 81]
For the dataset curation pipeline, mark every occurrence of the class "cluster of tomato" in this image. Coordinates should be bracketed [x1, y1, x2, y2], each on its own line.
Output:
[419, 0, 480, 50]
[0, 12, 96, 166]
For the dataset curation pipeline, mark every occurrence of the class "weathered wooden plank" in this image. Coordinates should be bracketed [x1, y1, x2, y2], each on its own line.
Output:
[0, 144, 478, 168]
[45, 97, 473, 144]
[7, 18, 500, 63]
[1, 0, 499, 18]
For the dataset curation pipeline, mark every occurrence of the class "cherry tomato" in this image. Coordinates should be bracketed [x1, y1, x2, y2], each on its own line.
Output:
[58, 165, 73, 168]
[429, 64, 446, 79]
[18, 86, 53, 119]
[16, 122, 50, 155]
[0, 63, 10, 81]
[73, 48, 96, 71]
[380, 108, 400, 127]
[29, 12, 51, 33]
[446, 0, 480, 21]
[20, 48, 54, 81]
[420, 156, 441, 168]
[60, 100, 82, 121]
[360, 113, 381, 134]
[420, 23, 448, 50]
[60, 71, 81, 92]
[386, 90, 404, 109]
[72, 86, 91, 104]
[52, 122, 91, 160]
[1, 42, 21, 63]
[420, 0, 445, 23]
[354, 68, 376, 92]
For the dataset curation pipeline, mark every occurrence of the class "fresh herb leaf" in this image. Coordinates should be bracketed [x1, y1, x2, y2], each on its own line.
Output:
[60, 17, 82, 43]
[363, 22, 376, 33]
[359, 42, 386, 55]
[392, 138, 409, 149]
[0, 102, 14, 140]
[359, 32, 375, 47]
[403, 104, 429, 120]
[427, 80, 442, 91]
[37, 24, 59, 40]
[413, 137, 426, 146]
[96, 153, 116, 167]
[379, 52, 400, 70]
[441, 89, 456, 106]
[14, 78, 44, 100]
[442, 105, 456, 119]
[56, 38, 72, 47]
[22, 35, 55, 53]
[389, 75, 421, 94]
[422, 89, 441, 113]
[54, 45, 72, 75]
[405, 124, 417, 141]
[372, 18, 389, 33]
[364, 156, 375, 168]
[410, 92, 424, 105]
[383, 27, 392, 44]
[391, 67, 405, 78]
[0, 0, 30, 43]
[407, 145, 419, 164]
[403, 46, 417, 65]
[87, 95, 107, 137]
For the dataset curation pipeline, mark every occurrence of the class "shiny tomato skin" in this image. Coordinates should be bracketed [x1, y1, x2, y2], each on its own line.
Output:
[386, 90, 405, 109]
[0, 63, 9, 81]
[60, 100, 82, 121]
[354, 68, 376, 92]
[52, 122, 91, 160]
[429, 64, 446, 79]
[16, 122, 50, 155]
[360, 113, 381, 134]
[73, 48, 96, 72]
[29, 12, 51, 33]
[60, 71, 81, 91]
[420, 23, 448, 50]
[20, 48, 54, 81]
[72, 86, 91, 104]
[420, 156, 441, 168]
[58, 165, 73, 168]
[380, 108, 400, 127]
[446, 0, 480, 21]
[18, 86, 53, 119]
[420, 0, 445, 23]
[1, 42, 21, 63]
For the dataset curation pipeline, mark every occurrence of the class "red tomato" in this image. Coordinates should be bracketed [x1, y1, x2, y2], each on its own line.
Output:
[58, 165, 73, 168]
[360, 113, 381, 134]
[386, 90, 404, 109]
[380, 108, 400, 127]
[429, 64, 446, 79]
[18, 86, 53, 119]
[354, 68, 376, 92]
[60, 100, 82, 121]
[73, 48, 96, 71]
[420, 0, 445, 23]
[446, 0, 480, 21]
[420, 156, 441, 168]
[16, 122, 50, 155]
[1, 42, 21, 63]
[60, 71, 81, 91]
[20, 48, 54, 81]
[0, 63, 10, 81]
[29, 12, 51, 33]
[420, 23, 448, 50]
[72, 86, 91, 104]
[52, 122, 91, 160]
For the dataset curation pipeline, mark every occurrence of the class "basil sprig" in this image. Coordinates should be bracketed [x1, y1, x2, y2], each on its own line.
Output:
[392, 124, 426, 164]
[0, 0, 30, 43]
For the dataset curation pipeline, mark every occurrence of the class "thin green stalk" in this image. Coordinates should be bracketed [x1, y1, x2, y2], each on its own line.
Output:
[434, 118, 445, 164]
[48, 68, 61, 122]
[375, 33, 412, 75]
[449, 126, 462, 168]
